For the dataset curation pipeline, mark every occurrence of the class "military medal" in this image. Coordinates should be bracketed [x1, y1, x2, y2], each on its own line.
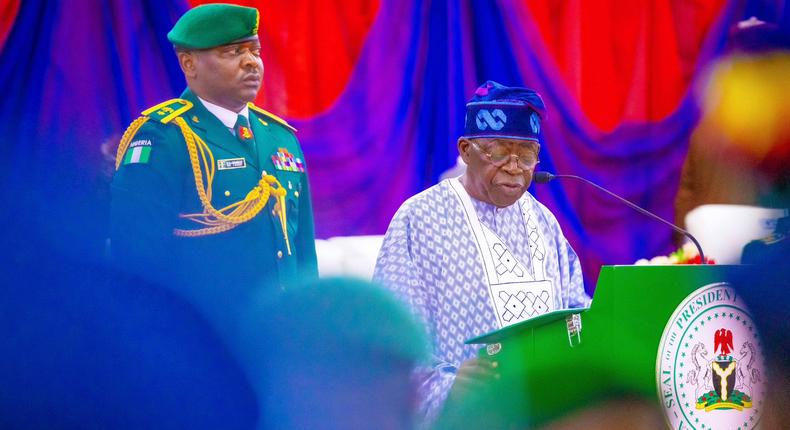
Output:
[271, 148, 305, 172]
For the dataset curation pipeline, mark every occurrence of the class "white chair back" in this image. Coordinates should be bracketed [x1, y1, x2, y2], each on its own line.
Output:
[685, 204, 787, 264]
[315, 235, 385, 280]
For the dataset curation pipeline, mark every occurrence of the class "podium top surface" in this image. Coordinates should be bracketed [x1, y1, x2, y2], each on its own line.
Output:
[465, 307, 587, 345]
[463, 264, 740, 346]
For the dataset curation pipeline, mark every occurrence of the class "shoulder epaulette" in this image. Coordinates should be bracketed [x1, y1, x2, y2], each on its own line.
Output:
[142, 98, 194, 124]
[248, 103, 297, 132]
[761, 233, 786, 245]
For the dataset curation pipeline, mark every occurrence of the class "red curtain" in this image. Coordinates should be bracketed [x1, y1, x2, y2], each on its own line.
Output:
[0, 0, 20, 52]
[189, 0, 381, 118]
[526, 0, 726, 132]
[188, 0, 726, 129]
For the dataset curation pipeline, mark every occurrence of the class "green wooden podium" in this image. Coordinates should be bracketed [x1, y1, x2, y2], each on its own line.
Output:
[435, 264, 760, 429]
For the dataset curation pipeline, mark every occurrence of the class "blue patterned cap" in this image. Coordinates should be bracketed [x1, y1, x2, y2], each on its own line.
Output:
[463, 80, 546, 142]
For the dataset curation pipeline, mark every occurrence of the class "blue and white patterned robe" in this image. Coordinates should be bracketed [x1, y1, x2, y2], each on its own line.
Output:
[373, 178, 590, 422]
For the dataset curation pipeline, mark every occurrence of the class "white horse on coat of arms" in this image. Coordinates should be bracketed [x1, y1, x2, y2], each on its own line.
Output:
[736, 341, 760, 395]
[686, 342, 713, 400]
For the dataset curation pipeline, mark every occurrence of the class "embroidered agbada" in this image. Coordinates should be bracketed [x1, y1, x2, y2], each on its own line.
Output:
[373, 178, 590, 421]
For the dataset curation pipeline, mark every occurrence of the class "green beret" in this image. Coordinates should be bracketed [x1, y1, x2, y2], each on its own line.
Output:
[167, 3, 259, 49]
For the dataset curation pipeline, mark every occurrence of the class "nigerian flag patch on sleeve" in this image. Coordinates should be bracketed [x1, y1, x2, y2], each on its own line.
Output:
[123, 139, 152, 164]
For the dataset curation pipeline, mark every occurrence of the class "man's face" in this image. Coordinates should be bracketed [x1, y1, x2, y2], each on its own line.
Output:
[458, 137, 540, 207]
[181, 37, 263, 111]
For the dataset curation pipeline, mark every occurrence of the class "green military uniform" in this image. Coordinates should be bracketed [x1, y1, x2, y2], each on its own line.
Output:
[112, 6, 317, 428]
[110, 88, 318, 326]
[110, 3, 317, 331]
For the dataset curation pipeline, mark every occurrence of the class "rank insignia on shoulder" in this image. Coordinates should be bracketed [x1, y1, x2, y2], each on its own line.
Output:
[248, 103, 296, 132]
[142, 98, 194, 124]
[761, 233, 785, 245]
[123, 139, 152, 164]
[271, 148, 305, 172]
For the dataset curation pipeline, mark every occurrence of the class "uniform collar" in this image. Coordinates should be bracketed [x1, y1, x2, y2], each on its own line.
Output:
[179, 89, 254, 165]
[197, 96, 249, 129]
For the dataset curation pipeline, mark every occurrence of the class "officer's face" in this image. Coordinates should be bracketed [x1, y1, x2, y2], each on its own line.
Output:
[458, 137, 540, 207]
[181, 37, 264, 112]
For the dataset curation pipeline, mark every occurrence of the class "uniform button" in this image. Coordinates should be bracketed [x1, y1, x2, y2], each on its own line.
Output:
[277, 250, 283, 259]
[224, 190, 231, 197]
[294, 191, 300, 198]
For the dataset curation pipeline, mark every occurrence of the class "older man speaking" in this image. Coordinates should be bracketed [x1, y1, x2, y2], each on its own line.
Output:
[374, 81, 590, 422]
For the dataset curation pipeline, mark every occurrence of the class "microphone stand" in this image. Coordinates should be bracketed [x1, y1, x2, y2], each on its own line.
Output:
[535, 172, 708, 264]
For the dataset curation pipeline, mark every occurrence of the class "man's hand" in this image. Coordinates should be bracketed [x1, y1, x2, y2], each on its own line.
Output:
[448, 357, 499, 401]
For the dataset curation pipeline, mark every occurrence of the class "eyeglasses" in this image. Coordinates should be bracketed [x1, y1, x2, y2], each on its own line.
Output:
[471, 142, 540, 170]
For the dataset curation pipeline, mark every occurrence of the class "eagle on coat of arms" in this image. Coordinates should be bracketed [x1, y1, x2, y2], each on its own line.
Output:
[687, 328, 760, 411]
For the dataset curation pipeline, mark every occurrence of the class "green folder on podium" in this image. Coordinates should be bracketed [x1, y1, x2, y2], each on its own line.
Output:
[435, 264, 764, 429]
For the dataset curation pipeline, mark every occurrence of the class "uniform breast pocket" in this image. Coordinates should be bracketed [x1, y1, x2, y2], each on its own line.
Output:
[281, 173, 302, 234]
[286, 195, 299, 235]
[211, 165, 258, 208]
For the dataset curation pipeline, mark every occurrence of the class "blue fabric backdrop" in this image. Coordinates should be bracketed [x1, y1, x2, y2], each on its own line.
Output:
[0, 0, 759, 291]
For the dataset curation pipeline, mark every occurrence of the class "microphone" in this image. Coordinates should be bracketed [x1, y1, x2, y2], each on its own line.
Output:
[533, 172, 708, 264]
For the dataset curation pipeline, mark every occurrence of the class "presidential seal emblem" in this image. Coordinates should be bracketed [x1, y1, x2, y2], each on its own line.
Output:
[657, 283, 766, 429]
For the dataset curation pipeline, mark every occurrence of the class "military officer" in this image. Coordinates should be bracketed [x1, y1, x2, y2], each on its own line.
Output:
[110, 4, 317, 330]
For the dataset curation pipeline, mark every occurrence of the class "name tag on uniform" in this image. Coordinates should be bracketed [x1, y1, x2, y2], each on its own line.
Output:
[217, 158, 247, 170]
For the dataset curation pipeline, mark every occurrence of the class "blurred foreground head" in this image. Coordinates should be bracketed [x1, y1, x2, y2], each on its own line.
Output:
[734, 234, 790, 429]
[702, 20, 790, 202]
[242, 277, 429, 430]
[0, 251, 258, 429]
